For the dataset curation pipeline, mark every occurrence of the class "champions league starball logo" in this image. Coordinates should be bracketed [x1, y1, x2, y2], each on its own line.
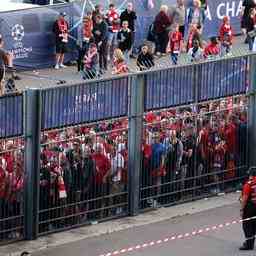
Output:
[11, 24, 25, 42]
[9, 24, 32, 59]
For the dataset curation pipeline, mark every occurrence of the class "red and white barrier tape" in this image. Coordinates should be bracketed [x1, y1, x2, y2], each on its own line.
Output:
[98, 216, 256, 256]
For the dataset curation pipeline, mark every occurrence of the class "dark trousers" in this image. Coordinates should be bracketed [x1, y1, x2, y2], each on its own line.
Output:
[242, 202, 256, 248]
[179, 25, 185, 38]
[171, 53, 178, 65]
[98, 40, 108, 71]
[156, 31, 168, 54]
[77, 42, 90, 72]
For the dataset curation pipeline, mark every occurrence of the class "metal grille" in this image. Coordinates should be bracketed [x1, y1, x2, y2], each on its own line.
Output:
[0, 137, 25, 244]
[140, 96, 248, 209]
[0, 94, 23, 139]
[39, 118, 129, 234]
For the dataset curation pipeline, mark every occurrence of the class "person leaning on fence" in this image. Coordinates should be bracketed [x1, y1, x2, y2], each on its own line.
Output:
[117, 20, 133, 63]
[77, 13, 94, 72]
[93, 15, 108, 74]
[188, 39, 204, 62]
[166, 23, 183, 65]
[82, 43, 99, 80]
[53, 12, 69, 70]
[136, 44, 155, 71]
[219, 16, 233, 56]
[112, 48, 129, 75]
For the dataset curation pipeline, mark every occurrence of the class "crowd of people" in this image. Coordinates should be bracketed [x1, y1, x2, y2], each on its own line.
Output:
[51, 0, 256, 78]
[0, 96, 248, 238]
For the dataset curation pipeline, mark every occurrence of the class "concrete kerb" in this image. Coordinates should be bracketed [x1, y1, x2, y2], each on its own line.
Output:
[0, 192, 241, 256]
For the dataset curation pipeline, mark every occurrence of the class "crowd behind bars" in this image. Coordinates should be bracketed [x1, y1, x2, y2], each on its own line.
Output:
[52, 0, 256, 79]
[0, 95, 248, 238]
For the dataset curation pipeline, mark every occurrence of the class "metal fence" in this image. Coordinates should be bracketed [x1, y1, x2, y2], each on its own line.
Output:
[0, 137, 25, 244]
[39, 120, 129, 234]
[140, 96, 248, 209]
[0, 53, 256, 244]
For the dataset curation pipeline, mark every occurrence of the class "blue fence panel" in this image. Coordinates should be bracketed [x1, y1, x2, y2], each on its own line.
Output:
[145, 65, 195, 111]
[198, 57, 248, 101]
[41, 77, 129, 130]
[0, 94, 23, 138]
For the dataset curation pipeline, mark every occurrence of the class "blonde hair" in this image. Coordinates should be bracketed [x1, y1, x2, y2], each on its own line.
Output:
[193, 0, 201, 7]
[160, 5, 168, 13]
[114, 48, 124, 62]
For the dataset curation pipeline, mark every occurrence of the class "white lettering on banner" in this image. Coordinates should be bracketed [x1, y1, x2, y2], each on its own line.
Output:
[205, 6, 212, 21]
[207, 0, 243, 20]
[226, 1, 236, 17]
[216, 3, 226, 19]
[236, 1, 243, 16]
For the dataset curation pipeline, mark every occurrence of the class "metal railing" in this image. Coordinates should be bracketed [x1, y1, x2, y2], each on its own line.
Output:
[0, 52, 256, 244]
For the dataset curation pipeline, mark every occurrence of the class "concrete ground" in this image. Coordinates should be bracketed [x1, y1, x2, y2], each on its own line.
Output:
[13, 36, 249, 91]
[0, 192, 248, 256]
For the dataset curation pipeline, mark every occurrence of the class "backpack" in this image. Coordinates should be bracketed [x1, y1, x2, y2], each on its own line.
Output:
[147, 22, 156, 42]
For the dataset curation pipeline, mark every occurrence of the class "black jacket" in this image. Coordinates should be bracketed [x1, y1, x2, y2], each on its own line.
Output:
[93, 20, 108, 44]
[117, 29, 132, 51]
[137, 52, 154, 70]
[120, 9, 137, 32]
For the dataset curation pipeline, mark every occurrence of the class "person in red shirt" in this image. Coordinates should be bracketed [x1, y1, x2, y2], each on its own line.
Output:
[167, 24, 183, 65]
[91, 142, 111, 217]
[204, 37, 220, 59]
[219, 16, 233, 55]
[106, 3, 120, 61]
[239, 167, 256, 250]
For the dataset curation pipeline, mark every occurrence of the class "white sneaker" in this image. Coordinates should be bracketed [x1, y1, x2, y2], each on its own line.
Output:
[60, 63, 67, 68]
[54, 64, 59, 69]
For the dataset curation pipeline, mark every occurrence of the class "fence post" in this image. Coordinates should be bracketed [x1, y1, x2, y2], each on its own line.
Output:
[128, 75, 145, 216]
[24, 89, 41, 240]
[249, 54, 256, 168]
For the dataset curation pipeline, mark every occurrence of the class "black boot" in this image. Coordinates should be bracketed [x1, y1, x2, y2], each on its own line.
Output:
[239, 240, 254, 250]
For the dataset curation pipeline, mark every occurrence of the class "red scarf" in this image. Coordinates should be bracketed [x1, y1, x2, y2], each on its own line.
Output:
[83, 19, 93, 40]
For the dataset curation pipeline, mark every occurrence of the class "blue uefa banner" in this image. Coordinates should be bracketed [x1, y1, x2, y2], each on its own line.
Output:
[0, 4, 78, 69]
[198, 56, 248, 101]
[145, 56, 248, 111]
[145, 65, 195, 110]
[0, 94, 23, 138]
[41, 78, 129, 130]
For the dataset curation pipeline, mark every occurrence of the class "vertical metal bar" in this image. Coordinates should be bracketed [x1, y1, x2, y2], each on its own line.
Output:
[249, 55, 256, 167]
[128, 75, 144, 216]
[24, 89, 42, 240]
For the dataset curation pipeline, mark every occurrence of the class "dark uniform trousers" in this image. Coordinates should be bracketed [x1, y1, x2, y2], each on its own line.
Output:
[242, 201, 256, 248]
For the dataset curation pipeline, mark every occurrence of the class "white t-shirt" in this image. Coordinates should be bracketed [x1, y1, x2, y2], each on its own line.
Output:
[110, 152, 125, 182]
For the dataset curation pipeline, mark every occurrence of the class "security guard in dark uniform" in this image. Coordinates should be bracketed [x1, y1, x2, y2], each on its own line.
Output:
[240, 167, 256, 250]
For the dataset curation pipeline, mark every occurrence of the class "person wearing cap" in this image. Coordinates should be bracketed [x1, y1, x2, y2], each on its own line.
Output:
[53, 12, 69, 70]
[239, 167, 256, 250]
